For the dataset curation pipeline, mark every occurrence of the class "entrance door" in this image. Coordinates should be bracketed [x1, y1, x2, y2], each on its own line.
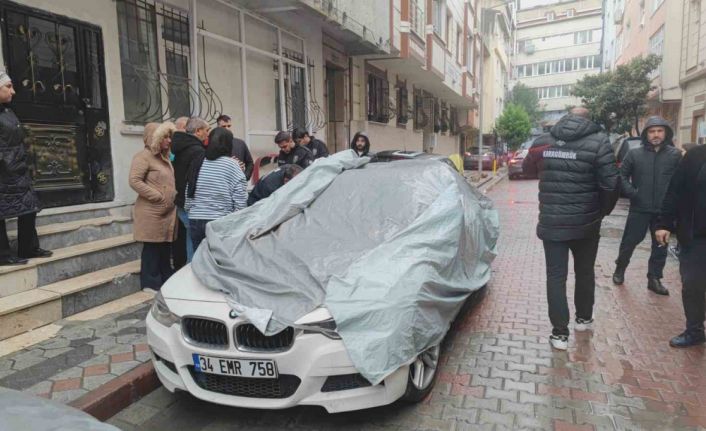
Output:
[325, 65, 347, 153]
[1, 1, 113, 208]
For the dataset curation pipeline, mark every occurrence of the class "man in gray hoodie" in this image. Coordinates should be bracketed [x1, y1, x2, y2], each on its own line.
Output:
[613, 116, 682, 295]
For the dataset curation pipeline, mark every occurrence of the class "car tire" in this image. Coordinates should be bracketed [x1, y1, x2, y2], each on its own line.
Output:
[401, 343, 441, 403]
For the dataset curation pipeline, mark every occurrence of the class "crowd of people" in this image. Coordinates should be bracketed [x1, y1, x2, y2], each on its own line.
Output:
[527, 107, 706, 350]
[127, 116, 374, 293]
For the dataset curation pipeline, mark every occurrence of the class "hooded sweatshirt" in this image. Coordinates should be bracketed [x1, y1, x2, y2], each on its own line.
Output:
[350, 132, 372, 157]
[619, 116, 682, 214]
[536, 114, 620, 241]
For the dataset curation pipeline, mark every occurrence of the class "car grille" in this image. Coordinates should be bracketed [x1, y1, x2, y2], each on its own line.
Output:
[188, 367, 301, 398]
[182, 317, 229, 348]
[321, 373, 374, 392]
[235, 324, 294, 352]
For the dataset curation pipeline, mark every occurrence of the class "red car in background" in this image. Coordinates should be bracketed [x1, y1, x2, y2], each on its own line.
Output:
[508, 137, 552, 180]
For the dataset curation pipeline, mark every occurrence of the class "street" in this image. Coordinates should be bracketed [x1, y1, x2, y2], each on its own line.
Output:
[107, 177, 706, 431]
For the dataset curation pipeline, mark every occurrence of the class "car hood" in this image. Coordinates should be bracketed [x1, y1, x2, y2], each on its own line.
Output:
[161, 266, 332, 323]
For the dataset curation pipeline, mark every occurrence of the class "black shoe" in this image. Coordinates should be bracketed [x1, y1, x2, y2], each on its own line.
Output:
[0, 256, 29, 266]
[18, 248, 53, 259]
[647, 277, 669, 296]
[669, 331, 706, 348]
[612, 267, 625, 285]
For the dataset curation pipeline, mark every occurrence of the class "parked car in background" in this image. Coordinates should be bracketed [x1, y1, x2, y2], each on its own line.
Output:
[613, 136, 642, 168]
[463, 149, 502, 171]
[508, 149, 529, 180]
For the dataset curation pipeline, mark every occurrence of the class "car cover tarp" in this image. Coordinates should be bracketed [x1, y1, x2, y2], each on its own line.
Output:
[191, 150, 499, 384]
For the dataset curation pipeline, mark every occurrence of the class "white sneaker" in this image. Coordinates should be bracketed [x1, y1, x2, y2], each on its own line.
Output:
[549, 335, 568, 350]
[575, 318, 594, 332]
[142, 288, 157, 294]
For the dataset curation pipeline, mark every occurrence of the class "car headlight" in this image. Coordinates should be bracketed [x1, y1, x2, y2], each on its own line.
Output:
[301, 318, 341, 340]
[150, 291, 180, 327]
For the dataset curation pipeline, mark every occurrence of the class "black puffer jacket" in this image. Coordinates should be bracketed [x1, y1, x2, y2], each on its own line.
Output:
[306, 138, 329, 159]
[277, 144, 314, 170]
[0, 106, 40, 219]
[620, 117, 681, 214]
[536, 114, 620, 241]
[171, 131, 205, 209]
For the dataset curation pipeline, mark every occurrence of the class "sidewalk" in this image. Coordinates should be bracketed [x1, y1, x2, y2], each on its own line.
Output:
[0, 292, 154, 406]
[106, 177, 706, 431]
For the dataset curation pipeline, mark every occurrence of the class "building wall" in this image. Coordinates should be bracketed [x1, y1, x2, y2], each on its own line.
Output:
[678, 0, 706, 145]
[515, 0, 602, 124]
[5, 0, 331, 206]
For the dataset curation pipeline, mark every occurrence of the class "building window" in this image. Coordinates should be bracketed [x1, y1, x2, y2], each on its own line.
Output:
[410, 0, 425, 37]
[696, 115, 706, 145]
[456, 27, 462, 63]
[574, 30, 593, 44]
[535, 84, 573, 100]
[367, 68, 390, 123]
[566, 9, 575, 17]
[687, 0, 701, 70]
[649, 26, 664, 77]
[466, 34, 474, 70]
[446, 13, 452, 44]
[546, 11, 555, 21]
[117, 0, 190, 124]
[432, 0, 444, 36]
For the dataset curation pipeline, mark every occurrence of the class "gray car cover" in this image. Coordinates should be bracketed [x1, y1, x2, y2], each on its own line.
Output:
[191, 150, 499, 384]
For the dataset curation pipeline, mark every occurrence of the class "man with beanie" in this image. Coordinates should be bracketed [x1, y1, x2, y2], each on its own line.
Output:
[656, 144, 706, 347]
[0, 71, 52, 265]
[612, 116, 681, 295]
[535, 107, 620, 350]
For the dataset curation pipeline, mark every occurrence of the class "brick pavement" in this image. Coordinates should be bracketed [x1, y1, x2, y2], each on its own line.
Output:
[108, 177, 706, 431]
[0, 294, 153, 405]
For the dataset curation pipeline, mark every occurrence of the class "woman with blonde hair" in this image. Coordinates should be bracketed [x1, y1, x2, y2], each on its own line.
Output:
[129, 122, 178, 291]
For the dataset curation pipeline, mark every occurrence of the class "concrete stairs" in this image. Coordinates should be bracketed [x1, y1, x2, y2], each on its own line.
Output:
[0, 205, 141, 340]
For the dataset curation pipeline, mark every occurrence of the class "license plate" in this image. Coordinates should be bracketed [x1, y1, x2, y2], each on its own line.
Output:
[192, 354, 278, 379]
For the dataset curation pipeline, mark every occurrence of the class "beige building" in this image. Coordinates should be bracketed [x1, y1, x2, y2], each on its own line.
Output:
[480, 1, 515, 146]
[607, 0, 682, 137]
[514, 0, 602, 127]
[678, 0, 706, 146]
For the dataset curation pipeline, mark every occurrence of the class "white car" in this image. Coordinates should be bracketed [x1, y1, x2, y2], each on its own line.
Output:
[147, 267, 442, 413]
[146, 154, 497, 413]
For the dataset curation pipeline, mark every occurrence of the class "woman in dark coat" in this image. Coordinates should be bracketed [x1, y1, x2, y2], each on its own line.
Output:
[0, 71, 52, 265]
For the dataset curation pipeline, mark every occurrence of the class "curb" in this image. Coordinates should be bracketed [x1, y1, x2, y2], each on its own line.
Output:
[477, 171, 507, 193]
[69, 362, 159, 421]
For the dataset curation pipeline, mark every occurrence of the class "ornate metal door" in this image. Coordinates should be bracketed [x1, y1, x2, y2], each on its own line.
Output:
[1, 1, 113, 207]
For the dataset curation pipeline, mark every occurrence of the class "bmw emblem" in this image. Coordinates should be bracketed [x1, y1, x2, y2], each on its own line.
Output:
[229, 310, 238, 319]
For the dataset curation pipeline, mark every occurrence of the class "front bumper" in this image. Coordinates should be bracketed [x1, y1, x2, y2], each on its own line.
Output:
[146, 300, 408, 413]
[508, 163, 524, 175]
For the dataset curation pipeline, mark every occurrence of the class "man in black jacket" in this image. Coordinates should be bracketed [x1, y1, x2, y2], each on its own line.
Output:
[293, 128, 329, 160]
[247, 164, 303, 206]
[171, 117, 208, 267]
[656, 144, 706, 347]
[613, 116, 681, 295]
[275, 131, 314, 169]
[217, 114, 254, 180]
[535, 108, 620, 350]
[0, 72, 52, 265]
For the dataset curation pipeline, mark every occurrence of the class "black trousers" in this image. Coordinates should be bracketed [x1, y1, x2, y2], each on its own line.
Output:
[543, 236, 600, 336]
[172, 216, 187, 270]
[0, 213, 39, 258]
[680, 238, 706, 334]
[140, 242, 174, 289]
[616, 211, 668, 279]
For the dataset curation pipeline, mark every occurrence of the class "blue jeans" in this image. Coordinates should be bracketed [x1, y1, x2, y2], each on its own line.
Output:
[178, 208, 194, 263]
[189, 219, 212, 254]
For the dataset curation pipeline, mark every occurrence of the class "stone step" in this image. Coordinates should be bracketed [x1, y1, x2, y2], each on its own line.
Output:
[0, 234, 140, 298]
[0, 260, 141, 341]
[5, 202, 132, 230]
[8, 216, 133, 251]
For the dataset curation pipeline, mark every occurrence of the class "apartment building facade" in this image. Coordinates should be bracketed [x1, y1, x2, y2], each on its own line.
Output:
[3, 0, 510, 213]
[679, 0, 706, 146]
[514, 0, 602, 127]
[606, 0, 682, 137]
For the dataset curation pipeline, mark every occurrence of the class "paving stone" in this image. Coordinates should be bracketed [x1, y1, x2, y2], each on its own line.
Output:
[82, 374, 115, 391]
[114, 401, 161, 425]
[485, 387, 518, 402]
[49, 367, 83, 380]
[534, 404, 574, 422]
[478, 409, 515, 427]
[608, 394, 646, 410]
[110, 360, 140, 376]
[463, 397, 500, 412]
[78, 354, 110, 367]
[500, 399, 535, 416]
[553, 397, 592, 413]
[25, 380, 53, 396]
[42, 347, 73, 359]
[442, 405, 478, 423]
[116, 333, 145, 345]
[471, 375, 503, 390]
[9, 349, 46, 370]
[38, 338, 71, 350]
[138, 388, 180, 410]
[505, 379, 535, 393]
[50, 388, 87, 404]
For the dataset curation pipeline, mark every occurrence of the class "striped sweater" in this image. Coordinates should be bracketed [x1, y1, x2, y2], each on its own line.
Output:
[185, 157, 247, 220]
